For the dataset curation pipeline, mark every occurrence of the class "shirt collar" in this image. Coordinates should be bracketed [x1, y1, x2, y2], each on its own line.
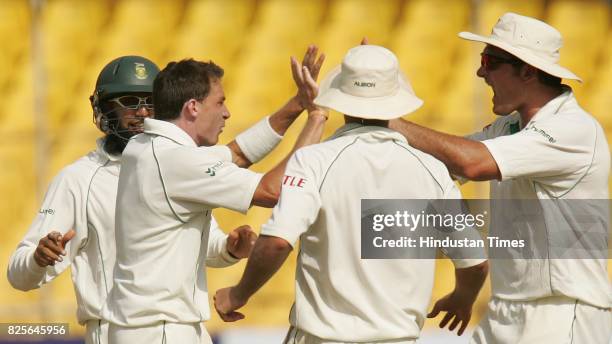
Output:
[143, 118, 197, 147]
[526, 86, 575, 125]
[327, 122, 408, 143]
[96, 138, 121, 162]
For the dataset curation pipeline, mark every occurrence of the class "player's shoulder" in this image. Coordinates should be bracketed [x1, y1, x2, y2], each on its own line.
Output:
[394, 140, 453, 181]
[293, 135, 358, 166]
[50, 151, 103, 190]
[149, 137, 232, 169]
[536, 103, 600, 142]
[165, 135, 227, 156]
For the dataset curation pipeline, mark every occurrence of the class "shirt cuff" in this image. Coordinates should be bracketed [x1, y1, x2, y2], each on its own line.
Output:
[27, 249, 47, 273]
[260, 223, 300, 248]
[219, 241, 241, 265]
[481, 139, 509, 181]
[237, 172, 263, 214]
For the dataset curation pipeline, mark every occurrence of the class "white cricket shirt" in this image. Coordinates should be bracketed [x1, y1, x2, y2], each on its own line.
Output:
[102, 118, 261, 326]
[7, 139, 120, 324]
[7, 138, 236, 326]
[470, 89, 611, 308]
[261, 124, 485, 342]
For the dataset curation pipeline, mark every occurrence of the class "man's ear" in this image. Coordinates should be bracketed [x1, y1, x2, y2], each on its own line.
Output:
[521, 64, 539, 82]
[183, 99, 198, 119]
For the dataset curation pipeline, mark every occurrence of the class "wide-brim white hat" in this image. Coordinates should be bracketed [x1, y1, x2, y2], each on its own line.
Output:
[459, 12, 581, 81]
[314, 45, 423, 120]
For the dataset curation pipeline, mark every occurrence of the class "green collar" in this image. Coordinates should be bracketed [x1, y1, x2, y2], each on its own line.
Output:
[509, 121, 521, 134]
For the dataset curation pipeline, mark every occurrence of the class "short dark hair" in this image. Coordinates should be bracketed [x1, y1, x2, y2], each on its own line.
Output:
[153, 59, 224, 121]
[510, 61, 562, 87]
[536, 70, 562, 87]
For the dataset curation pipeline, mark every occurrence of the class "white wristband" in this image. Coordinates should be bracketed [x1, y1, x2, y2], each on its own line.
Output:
[235, 116, 283, 163]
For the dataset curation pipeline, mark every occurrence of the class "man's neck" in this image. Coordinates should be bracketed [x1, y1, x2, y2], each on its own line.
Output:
[170, 117, 200, 146]
[518, 86, 565, 127]
[344, 115, 389, 127]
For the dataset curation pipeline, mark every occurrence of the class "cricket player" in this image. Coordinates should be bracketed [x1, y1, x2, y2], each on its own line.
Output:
[7, 56, 259, 344]
[101, 46, 328, 343]
[214, 45, 488, 343]
[6, 56, 159, 344]
[389, 13, 611, 343]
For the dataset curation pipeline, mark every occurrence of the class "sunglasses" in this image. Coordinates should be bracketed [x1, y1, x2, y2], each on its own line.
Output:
[480, 53, 523, 70]
[110, 95, 154, 110]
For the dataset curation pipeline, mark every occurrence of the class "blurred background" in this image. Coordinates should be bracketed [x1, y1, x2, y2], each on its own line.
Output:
[0, 0, 610, 343]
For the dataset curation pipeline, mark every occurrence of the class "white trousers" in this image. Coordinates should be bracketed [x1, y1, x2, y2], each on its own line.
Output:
[283, 326, 416, 344]
[85, 319, 109, 344]
[471, 296, 612, 344]
[108, 321, 213, 344]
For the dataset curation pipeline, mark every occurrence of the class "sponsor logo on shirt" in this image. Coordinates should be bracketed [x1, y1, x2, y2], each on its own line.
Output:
[526, 123, 556, 143]
[39, 208, 55, 215]
[205, 161, 224, 177]
[283, 175, 306, 188]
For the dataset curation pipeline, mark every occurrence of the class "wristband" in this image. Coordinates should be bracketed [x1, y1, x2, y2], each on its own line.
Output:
[235, 116, 283, 163]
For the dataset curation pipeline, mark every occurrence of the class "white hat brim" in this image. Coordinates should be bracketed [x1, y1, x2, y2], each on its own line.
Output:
[458, 31, 582, 82]
[314, 65, 424, 120]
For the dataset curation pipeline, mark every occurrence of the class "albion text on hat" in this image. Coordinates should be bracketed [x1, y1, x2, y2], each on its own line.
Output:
[314, 45, 424, 120]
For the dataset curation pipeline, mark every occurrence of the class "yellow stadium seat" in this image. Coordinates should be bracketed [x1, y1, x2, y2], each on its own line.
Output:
[182, 0, 254, 33]
[547, 0, 609, 84]
[390, 0, 471, 115]
[434, 45, 483, 135]
[41, 0, 107, 55]
[247, 0, 323, 48]
[321, 0, 400, 49]
[0, 140, 37, 235]
[42, 0, 109, 129]
[97, 0, 181, 63]
[166, 30, 238, 69]
[398, 0, 470, 35]
[64, 85, 100, 129]
[547, 0, 609, 38]
[584, 87, 612, 132]
[0, 66, 35, 134]
[166, 0, 254, 64]
[327, 0, 400, 28]
[0, 0, 30, 93]
[0, 0, 30, 63]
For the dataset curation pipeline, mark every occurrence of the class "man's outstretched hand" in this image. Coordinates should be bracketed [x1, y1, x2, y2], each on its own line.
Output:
[34, 229, 76, 267]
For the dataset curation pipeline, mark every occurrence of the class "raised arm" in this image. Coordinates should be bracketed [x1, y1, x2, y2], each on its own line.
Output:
[7, 175, 78, 291]
[250, 48, 328, 208]
[389, 119, 500, 181]
[227, 45, 326, 168]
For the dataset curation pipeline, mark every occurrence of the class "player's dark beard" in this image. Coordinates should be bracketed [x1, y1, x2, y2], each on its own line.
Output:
[100, 106, 144, 156]
[103, 123, 135, 156]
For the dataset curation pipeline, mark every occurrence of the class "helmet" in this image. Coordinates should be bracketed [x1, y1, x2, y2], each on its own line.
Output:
[90, 55, 160, 133]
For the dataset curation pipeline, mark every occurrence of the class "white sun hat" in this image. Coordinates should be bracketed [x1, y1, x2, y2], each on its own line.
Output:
[314, 45, 424, 120]
[459, 12, 581, 81]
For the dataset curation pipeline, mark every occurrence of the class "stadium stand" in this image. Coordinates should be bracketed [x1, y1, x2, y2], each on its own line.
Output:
[0, 0, 610, 342]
